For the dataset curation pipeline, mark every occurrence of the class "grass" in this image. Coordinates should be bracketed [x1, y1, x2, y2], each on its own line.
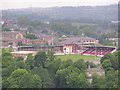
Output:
[56, 54, 101, 62]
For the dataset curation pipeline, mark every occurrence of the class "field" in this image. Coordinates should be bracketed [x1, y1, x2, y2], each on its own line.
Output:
[56, 54, 101, 62]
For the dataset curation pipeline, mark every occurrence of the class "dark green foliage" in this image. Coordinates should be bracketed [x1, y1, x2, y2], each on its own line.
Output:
[17, 56, 24, 61]
[47, 51, 55, 62]
[2, 28, 11, 32]
[56, 66, 82, 88]
[101, 51, 118, 71]
[105, 70, 118, 88]
[46, 59, 62, 79]
[18, 42, 23, 46]
[17, 16, 30, 26]
[73, 59, 87, 71]
[66, 73, 88, 88]
[16, 61, 28, 69]
[31, 66, 54, 88]
[59, 59, 73, 70]
[34, 51, 47, 67]
[26, 54, 34, 69]
[102, 59, 113, 71]
[25, 34, 37, 39]
[7, 69, 42, 88]
[2, 49, 119, 88]
[86, 62, 97, 68]
[92, 73, 105, 88]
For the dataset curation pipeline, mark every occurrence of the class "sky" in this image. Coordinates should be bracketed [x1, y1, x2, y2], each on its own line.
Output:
[0, 0, 119, 10]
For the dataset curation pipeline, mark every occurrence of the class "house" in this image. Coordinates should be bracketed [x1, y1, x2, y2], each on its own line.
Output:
[59, 37, 99, 45]
[86, 68, 105, 77]
[59, 35, 68, 40]
[11, 51, 37, 60]
[86, 67, 105, 84]
[2, 31, 26, 47]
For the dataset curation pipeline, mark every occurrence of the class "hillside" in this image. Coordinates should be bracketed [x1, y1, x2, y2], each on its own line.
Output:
[2, 4, 118, 23]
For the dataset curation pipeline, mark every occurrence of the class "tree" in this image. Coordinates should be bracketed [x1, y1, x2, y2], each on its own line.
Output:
[73, 59, 87, 71]
[2, 54, 16, 79]
[55, 66, 81, 88]
[102, 59, 113, 71]
[7, 69, 42, 88]
[66, 73, 88, 88]
[105, 70, 118, 88]
[46, 59, 62, 81]
[2, 28, 11, 32]
[17, 16, 30, 26]
[47, 51, 55, 62]
[92, 73, 105, 88]
[101, 53, 114, 63]
[34, 51, 47, 68]
[31, 66, 54, 88]
[59, 59, 73, 70]
[17, 56, 24, 61]
[18, 42, 23, 46]
[101, 52, 118, 70]
[26, 54, 34, 69]
[16, 61, 28, 70]
[25, 34, 37, 40]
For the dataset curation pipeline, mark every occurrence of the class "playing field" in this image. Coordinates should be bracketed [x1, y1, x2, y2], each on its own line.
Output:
[56, 54, 101, 62]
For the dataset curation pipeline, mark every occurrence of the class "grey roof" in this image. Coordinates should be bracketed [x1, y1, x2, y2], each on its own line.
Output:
[59, 37, 95, 45]
[87, 68, 105, 72]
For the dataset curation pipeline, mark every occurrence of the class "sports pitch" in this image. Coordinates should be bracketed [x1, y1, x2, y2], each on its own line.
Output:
[56, 54, 101, 62]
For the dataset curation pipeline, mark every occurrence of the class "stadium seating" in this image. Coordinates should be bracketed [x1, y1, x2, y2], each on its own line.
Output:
[81, 47, 115, 56]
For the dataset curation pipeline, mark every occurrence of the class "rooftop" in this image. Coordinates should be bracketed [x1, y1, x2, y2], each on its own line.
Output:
[11, 51, 37, 54]
[87, 68, 105, 72]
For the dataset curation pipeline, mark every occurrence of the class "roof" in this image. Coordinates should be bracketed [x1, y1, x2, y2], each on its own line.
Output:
[11, 51, 37, 54]
[87, 68, 105, 72]
[59, 37, 95, 45]
[61, 35, 68, 38]
[1, 31, 25, 41]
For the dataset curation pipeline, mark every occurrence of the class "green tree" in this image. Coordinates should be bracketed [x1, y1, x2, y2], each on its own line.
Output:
[59, 59, 73, 70]
[16, 61, 28, 70]
[17, 56, 24, 61]
[2, 54, 16, 79]
[31, 66, 54, 88]
[105, 70, 118, 88]
[73, 59, 87, 71]
[92, 73, 105, 88]
[66, 73, 88, 88]
[25, 34, 37, 40]
[56, 66, 81, 88]
[17, 16, 30, 26]
[7, 69, 42, 88]
[47, 51, 55, 62]
[34, 51, 47, 67]
[18, 42, 23, 46]
[102, 59, 113, 71]
[46, 59, 62, 81]
[26, 54, 34, 69]
[2, 28, 11, 32]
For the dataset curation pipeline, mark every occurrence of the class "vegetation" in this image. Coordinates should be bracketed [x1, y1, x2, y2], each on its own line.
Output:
[25, 34, 37, 40]
[2, 49, 119, 88]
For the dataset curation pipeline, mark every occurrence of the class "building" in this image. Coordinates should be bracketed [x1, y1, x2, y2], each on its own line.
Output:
[86, 67, 105, 84]
[2, 31, 27, 47]
[11, 51, 37, 60]
[59, 35, 68, 40]
[58, 37, 99, 54]
[59, 37, 99, 45]
[86, 68, 105, 77]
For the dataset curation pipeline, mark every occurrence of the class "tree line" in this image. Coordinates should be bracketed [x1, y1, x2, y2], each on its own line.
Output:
[2, 48, 119, 88]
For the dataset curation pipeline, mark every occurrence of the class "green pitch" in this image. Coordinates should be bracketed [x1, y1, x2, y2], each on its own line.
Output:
[56, 54, 101, 62]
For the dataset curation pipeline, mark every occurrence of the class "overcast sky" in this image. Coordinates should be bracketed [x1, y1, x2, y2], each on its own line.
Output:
[1, 0, 119, 10]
